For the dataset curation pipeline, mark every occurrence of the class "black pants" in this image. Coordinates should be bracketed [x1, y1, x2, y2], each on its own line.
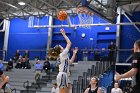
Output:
[132, 84, 140, 93]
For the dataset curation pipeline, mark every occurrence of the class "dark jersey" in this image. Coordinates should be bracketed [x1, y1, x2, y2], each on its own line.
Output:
[88, 87, 98, 93]
[132, 52, 140, 85]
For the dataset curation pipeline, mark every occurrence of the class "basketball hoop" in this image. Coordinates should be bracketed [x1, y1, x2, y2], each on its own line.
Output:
[77, 7, 94, 29]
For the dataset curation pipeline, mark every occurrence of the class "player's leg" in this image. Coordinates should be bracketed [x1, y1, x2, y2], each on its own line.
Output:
[68, 83, 72, 93]
[57, 72, 69, 93]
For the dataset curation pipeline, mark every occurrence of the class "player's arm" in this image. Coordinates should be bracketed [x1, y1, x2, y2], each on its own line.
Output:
[70, 47, 78, 65]
[84, 88, 89, 93]
[60, 28, 71, 50]
[116, 53, 139, 81]
[115, 68, 138, 81]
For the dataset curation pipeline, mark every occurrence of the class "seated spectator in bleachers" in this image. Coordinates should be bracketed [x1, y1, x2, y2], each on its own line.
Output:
[111, 82, 122, 93]
[6, 58, 13, 71]
[84, 76, 102, 93]
[35, 60, 43, 81]
[21, 57, 26, 69]
[13, 50, 20, 63]
[15, 55, 23, 69]
[43, 58, 51, 74]
[51, 83, 59, 93]
[24, 50, 29, 58]
[25, 56, 30, 69]
[0, 59, 4, 71]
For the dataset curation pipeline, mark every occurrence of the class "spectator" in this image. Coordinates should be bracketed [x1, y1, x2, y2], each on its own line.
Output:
[115, 39, 140, 93]
[15, 55, 22, 69]
[21, 57, 25, 69]
[24, 50, 29, 58]
[35, 60, 43, 81]
[0, 70, 11, 93]
[108, 41, 116, 63]
[43, 58, 51, 74]
[84, 76, 102, 93]
[0, 59, 4, 71]
[6, 58, 13, 71]
[51, 83, 59, 93]
[13, 50, 20, 63]
[111, 82, 123, 93]
[25, 56, 30, 69]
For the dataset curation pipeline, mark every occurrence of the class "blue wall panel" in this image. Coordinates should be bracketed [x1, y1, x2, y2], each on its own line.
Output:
[0, 32, 4, 50]
[119, 12, 140, 62]
[0, 19, 4, 58]
[0, 32, 4, 59]
[7, 17, 49, 60]
[7, 14, 117, 61]
[120, 12, 140, 49]
[52, 15, 116, 60]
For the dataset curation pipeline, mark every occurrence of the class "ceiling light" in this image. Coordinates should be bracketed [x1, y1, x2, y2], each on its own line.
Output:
[18, 1, 25, 5]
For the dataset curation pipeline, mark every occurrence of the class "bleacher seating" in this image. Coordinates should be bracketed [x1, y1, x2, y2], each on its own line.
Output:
[3, 60, 116, 93]
[72, 61, 114, 93]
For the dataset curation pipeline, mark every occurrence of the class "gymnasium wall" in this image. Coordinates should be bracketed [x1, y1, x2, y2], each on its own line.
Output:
[120, 12, 140, 49]
[0, 19, 4, 58]
[52, 15, 116, 60]
[7, 14, 117, 61]
[7, 17, 49, 60]
[119, 12, 140, 62]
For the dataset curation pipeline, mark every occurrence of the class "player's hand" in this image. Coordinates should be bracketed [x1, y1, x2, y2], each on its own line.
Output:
[60, 28, 65, 34]
[73, 47, 78, 54]
[115, 72, 122, 81]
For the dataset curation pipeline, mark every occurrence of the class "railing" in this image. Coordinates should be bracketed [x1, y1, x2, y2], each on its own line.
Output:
[72, 61, 113, 93]
[0, 49, 133, 63]
[81, 49, 133, 63]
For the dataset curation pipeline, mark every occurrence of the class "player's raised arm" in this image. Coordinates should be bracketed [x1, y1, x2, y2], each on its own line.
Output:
[70, 47, 78, 65]
[60, 28, 71, 50]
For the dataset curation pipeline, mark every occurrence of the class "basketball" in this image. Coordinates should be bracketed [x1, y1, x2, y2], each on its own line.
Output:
[57, 10, 68, 21]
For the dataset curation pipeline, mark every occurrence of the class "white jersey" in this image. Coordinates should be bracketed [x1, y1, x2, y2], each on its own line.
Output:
[111, 88, 122, 93]
[51, 87, 59, 93]
[58, 48, 70, 74]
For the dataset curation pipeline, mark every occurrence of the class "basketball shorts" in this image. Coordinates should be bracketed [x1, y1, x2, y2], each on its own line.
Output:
[57, 72, 69, 88]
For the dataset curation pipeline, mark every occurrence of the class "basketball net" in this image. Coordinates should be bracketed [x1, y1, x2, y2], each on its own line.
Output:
[77, 7, 94, 29]
[28, 16, 34, 28]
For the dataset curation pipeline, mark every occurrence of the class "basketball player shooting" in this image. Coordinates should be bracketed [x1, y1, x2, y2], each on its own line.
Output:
[48, 28, 78, 93]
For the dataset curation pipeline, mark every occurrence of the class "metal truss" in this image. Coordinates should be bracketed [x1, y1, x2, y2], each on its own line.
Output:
[0, 0, 139, 19]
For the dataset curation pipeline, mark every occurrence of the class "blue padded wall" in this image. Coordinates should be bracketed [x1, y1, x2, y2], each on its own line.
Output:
[52, 15, 116, 60]
[7, 14, 117, 61]
[7, 17, 49, 60]
[0, 19, 4, 58]
[120, 12, 140, 49]
[119, 12, 140, 62]
[0, 32, 4, 50]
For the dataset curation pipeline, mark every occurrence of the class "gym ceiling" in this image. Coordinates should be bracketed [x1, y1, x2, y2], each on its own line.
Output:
[0, 0, 139, 19]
